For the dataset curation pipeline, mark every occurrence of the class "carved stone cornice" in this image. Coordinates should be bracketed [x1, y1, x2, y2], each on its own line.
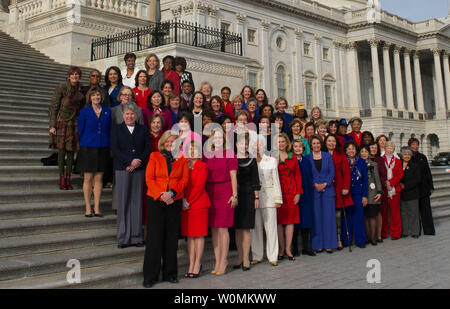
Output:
[197, 1, 208, 14]
[171, 5, 182, 18]
[208, 5, 219, 17]
[182, 1, 194, 14]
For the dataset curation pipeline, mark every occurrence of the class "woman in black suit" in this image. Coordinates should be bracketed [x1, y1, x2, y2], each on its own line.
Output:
[110, 102, 151, 248]
[399, 147, 421, 238]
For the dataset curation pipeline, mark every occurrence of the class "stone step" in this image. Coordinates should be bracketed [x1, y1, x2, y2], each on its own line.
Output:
[0, 131, 48, 140]
[0, 102, 50, 113]
[0, 198, 112, 220]
[0, 187, 112, 205]
[0, 114, 48, 125]
[0, 228, 117, 258]
[0, 156, 47, 166]
[0, 243, 143, 281]
[0, 109, 49, 119]
[0, 240, 238, 288]
[0, 83, 59, 94]
[0, 166, 60, 177]
[430, 190, 450, 203]
[0, 123, 49, 134]
[0, 147, 54, 157]
[0, 212, 115, 238]
[431, 200, 450, 211]
[0, 173, 83, 190]
[0, 58, 93, 75]
[0, 92, 55, 101]
[0, 48, 54, 61]
[0, 139, 49, 148]
[433, 182, 450, 190]
[433, 208, 450, 224]
[0, 75, 79, 89]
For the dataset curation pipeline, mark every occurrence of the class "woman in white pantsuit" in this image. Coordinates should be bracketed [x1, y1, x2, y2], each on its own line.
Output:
[251, 136, 282, 266]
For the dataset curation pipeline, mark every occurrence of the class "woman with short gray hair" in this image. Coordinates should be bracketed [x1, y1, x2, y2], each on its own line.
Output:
[399, 147, 421, 238]
[111, 106, 151, 248]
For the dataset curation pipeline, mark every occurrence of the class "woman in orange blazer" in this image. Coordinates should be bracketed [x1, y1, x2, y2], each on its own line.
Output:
[181, 141, 211, 279]
[142, 131, 189, 288]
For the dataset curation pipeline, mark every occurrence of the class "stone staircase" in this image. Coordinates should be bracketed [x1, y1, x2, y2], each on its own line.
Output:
[0, 30, 448, 288]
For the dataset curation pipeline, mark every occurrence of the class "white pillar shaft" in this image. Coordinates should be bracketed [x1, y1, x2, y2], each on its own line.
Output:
[413, 53, 425, 113]
[393, 50, 405, 110]
[404, 52, 414, 111]
[383, 47, 394, 109]
[433, 51, 446, 116]
[346, 44, 361, 109]
[442, 55, 450, 112]
[370, 42, 382, 107]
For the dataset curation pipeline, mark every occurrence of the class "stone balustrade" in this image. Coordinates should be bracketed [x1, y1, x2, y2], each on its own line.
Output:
[10, 0, 150, 22]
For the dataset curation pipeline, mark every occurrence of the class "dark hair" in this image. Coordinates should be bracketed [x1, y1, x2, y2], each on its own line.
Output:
[202, 109, 217, 122]
[308, 134, 324, 149]
[217, 113, 232, 126]
[322, 134, 341, 153]
[258, 115, 271, 123]
[209, 95, 223, 113]
[161, 79, 174, 91]
[174, 56, 187, 70]
[368, 142, 380, 156]
[260, 104, 274, 116]
[124, 53, 137, 62]
[304, 121, 316, 135]
[361, 131, 375, 146]
[408, 137, 420, 146]
[162, 55, 175, 70]
[344, 140, 359, 153]
[272, 112, 285, 127]
[255, 89, 268, 105]
[149, 113, 165, 131]
[182, 80, 193, 86]
[134, 70, 149, 88]
[68, 66, 82, 78]
[289, 119, 303, 132]
[240, 85, 255, 100]
[189, 91, 207, 112]
[147, 90, 166, 110]
[105, 66, 122, 88]
[327, 120, 340, 133]
[376, 134, 389, 144]
[296, 108, 308, 119]
[221, 86, 231, 94]
[177, 111, 194, 130]
[359, 145, 371, 155]
[85, 86, 104, 106]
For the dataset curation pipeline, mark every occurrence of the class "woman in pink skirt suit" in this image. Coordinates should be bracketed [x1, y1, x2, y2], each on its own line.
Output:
[203, 129, 238, 276]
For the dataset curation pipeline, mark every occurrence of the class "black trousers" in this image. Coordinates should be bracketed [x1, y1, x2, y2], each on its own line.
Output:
[419, 196, 436, 235]
[143, 197, 181, 282]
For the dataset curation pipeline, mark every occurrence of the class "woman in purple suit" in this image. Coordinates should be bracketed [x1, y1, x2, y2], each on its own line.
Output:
[306, 135, 337, 253]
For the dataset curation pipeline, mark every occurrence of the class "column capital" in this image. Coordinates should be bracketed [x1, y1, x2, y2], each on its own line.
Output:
[382, 42, 393, 50]
[403, 48, 412, 56]
[208, 5, 219, 17]
[413, 50, 421, 59]
[443, 52, 449, 60]
[294, 28, 303, 38]
[314, 34, 322, 42]
[347, 41, 358, 51]
[260, 19, 270, 30]
[432, 48, 442, 56]
[393, 45, 403, 54]
[368, 38, 379, 48]
[235, 12, 246, 24]
[332, 40, 342, 48]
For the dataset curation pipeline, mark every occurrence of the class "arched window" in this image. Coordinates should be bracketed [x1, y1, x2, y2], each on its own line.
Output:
[276, 65, 286, 98]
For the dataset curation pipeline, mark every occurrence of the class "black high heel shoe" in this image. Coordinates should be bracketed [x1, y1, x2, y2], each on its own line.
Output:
[93, 210, 103, 217]
[189, 265, 202, 278]
[286, 255, 296, 261]
[233, 263, 243, 269]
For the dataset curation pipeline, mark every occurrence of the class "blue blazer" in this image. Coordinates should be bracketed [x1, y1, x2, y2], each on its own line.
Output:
[307, 151, 335, 198]
[110, 122, 151, 171]
[348, 157, 368, 198]
[78, 105, 112, 148]
[108, 85, 123, 108]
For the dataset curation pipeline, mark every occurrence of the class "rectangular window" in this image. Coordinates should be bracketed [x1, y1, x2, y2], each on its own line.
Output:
[248, 72, 257, 91]
[221, 22, 231, 33]
[304, 42, 311, 56]
[323, 47, 330, 61]
[325, 85, 332, 109]
[305, 82, 313, 108]
[247, 29, 256, 44]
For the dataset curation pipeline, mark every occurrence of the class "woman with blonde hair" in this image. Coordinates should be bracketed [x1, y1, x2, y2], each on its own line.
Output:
[200, 81, 213, 105]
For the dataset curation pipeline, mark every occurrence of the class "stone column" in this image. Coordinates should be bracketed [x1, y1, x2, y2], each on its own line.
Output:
[393, 46, 405, 114]
[314, 34, 324, 109]
[383, 43, 394, 113]
[369, 39, 382, 113]
[235, 13, 246, 55]
[413, 51, 425, 117]
[403, 49, 415, 113]
[260, 19, 271, 98]
[294, 28, 304, 103]
[433, 48, 446, 119]
[442, 52, 450, 115]
[333, 40, 343, 114]
[346, 42, 362, 113]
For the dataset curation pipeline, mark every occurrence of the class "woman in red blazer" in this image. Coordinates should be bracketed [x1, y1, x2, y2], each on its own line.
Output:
[142, 131, 189, 288]
[323, 134, 353, 250]
[181, 141, 211, 279]
[382, 141, 403, 240]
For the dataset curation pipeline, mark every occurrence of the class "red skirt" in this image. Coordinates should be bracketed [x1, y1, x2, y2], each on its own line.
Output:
[277, 194, 300, 225]
[181, 208, 209, 237]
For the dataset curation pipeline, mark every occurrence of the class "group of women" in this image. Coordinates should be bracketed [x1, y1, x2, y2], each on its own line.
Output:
[49, 63, 436, 289]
